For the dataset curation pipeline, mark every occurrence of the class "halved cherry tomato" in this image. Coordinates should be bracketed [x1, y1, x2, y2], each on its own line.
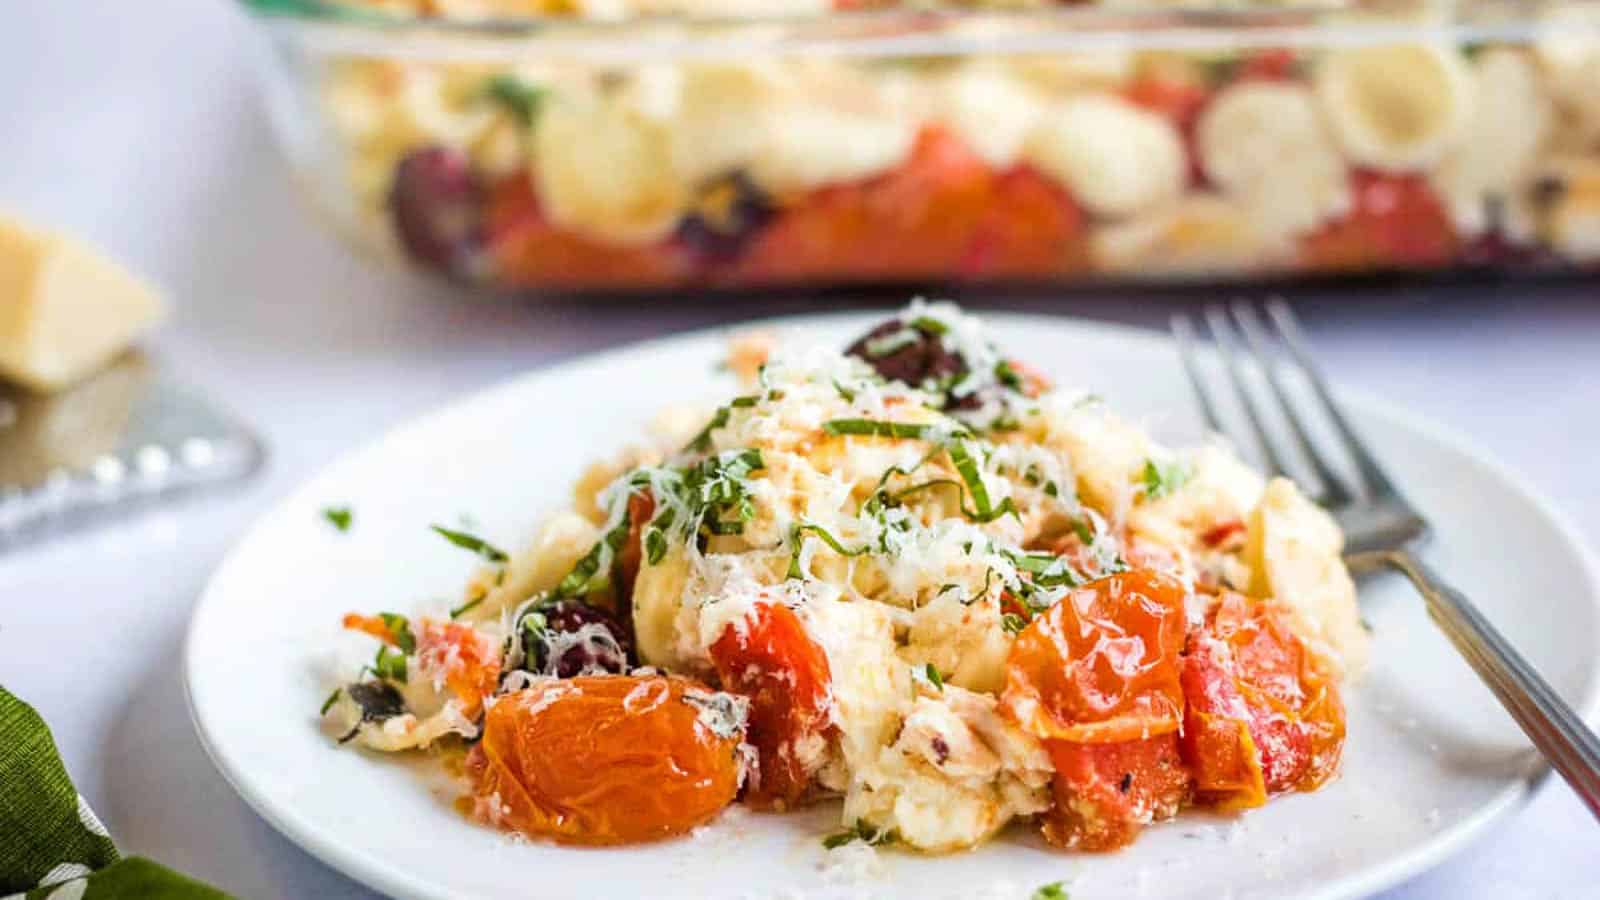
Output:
[735, 127, 993, 283]
[1003, 569, 1189, 744]
[960, 166, 1088, 279]
[709, 601, 834, 810]
[1042, 734, 1190, 851]
[1179, 592, 1345, 809]
[483, 174, 694, 290]
[467, 675, 741, 845]
[1004, 569, 1191, 850]
[1301, 171, 1457, 272]
[414, 619, 501, 719]
[1233, 48, 1300, 83]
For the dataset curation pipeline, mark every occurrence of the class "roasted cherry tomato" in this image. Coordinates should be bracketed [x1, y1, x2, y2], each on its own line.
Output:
[467, 675, 742, 845]
[1042, 734, 1190, 851]
[483, 174, 694, 289]
[709, 601, 834, 810]
[1301, 170, 1457, 272]
[414, 619, 501, 719]
[1179, 592, 1345, 809]
[1003, 569, 1188, 743]
[1004, 569, 1191, 850]
[959, 166, 1087, 279]
[735, 127, 992, 283]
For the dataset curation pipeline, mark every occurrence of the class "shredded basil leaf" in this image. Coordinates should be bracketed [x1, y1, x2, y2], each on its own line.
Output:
[1002, 612, 1028, 635]
[1140, 459, 1192, 500]
[923, 664, 944, 690]
[373, 645, 407, 683]
[450, 595, 485, 620]
[685, 406, 732, 453]
[322, 506, 352, 532]
[378, 612, 417, 654]
[823, 419, 932, 440]
[431, 525, 508, 563]
[1032, 882, 1069, 900]
[788, 522, 871, 580]
[319, 687, 342, 716]
[821, 820, 897, 849]
[483, 74, 544, 128]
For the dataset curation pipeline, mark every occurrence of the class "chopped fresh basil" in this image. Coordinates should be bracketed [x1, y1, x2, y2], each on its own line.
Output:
[322, 506, 352, 532]
[823, 419, 932, 440]
[378, 612, 417, 654]
[1071, 518, 1095, 545]
[788, 522, 871, 580]
[945, 440, 1018, 522]
[1033, 882, 1069, 900]
[685, 406, 732, 453]
[482, 74, 544, 128]
[1002, 612, 1028, 635]
[833, 380, 857, 402]
[923, 664, 944, 690]
[729, 394, 761, 408]
[554, 514, 631, 599]
[908, 315, 948, 336]
[1140, 458, 1192, 500]
[450, 595, 485, 620]
[319, 687, 342, 716]
[373, 645, 407, 683]
[431, 524, 509, 563]
[994, 359, 1023, 392]
[821, 820, 897, 849]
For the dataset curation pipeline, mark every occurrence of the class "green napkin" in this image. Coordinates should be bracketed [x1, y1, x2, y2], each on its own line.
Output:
[1, 686, 232, 900]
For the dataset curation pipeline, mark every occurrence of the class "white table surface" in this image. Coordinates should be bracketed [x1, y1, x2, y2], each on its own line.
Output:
[2, 2, 1597, 897]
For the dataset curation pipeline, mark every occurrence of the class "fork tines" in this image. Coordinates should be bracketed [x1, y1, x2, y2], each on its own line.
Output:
[1172, 298, 1396, 509]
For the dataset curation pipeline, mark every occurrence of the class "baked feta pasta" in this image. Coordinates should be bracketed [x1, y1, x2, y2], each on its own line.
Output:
[321, 301, 1366, 852]
[304, 4, 1600, 290]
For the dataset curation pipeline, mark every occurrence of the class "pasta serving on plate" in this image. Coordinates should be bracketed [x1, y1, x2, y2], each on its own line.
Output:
[319, 301, 1367, 853]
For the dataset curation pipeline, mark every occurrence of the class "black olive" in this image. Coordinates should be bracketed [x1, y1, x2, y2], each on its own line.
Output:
[1119, 772, 1133, 793]
[389, 146, 484, 276]
[524, 600, 632, 678]
[676, 172, 775, 264]
[845, 319, 978, 409]
[337, 681, 409, 742]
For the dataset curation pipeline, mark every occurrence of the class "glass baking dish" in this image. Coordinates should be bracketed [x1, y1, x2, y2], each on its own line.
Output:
[240, 0, 1600, 292]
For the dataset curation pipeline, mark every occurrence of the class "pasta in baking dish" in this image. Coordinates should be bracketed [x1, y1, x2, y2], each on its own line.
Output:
[320, 300, 1366, 853]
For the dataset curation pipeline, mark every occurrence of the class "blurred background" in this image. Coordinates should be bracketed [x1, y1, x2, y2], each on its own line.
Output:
[1, 0, 1596, 897]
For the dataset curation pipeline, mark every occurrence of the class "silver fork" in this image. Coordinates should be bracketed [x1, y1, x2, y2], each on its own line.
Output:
[1173, 298, 1600, 819]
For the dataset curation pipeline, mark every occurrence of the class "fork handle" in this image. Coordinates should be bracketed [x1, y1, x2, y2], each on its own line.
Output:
[1380, 550, 1600, 819]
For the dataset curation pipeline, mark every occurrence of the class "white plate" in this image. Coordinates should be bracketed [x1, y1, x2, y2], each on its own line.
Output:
[186, 311, 1600, 900]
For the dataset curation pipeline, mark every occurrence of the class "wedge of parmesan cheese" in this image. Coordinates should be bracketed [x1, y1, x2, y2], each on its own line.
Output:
[0, 215, 166, 392]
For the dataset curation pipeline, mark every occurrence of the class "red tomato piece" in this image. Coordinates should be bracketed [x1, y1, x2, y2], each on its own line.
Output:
[1301, 170, 1458, 272]
[959, 166, 1088, 280]
[1042, 734, 1191, 851]
[1003, 569, 1189, 744]
[709, 601, 834, 809]
[467, 675, 741, 845]
[482, 173, 695, 290]
[1233, 49, 1300, 83]
[415, 618, 502, 719]
[1179, 593, 1346, 809]
[341, 612, 402, 647]
[734, 127, 993, 283]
